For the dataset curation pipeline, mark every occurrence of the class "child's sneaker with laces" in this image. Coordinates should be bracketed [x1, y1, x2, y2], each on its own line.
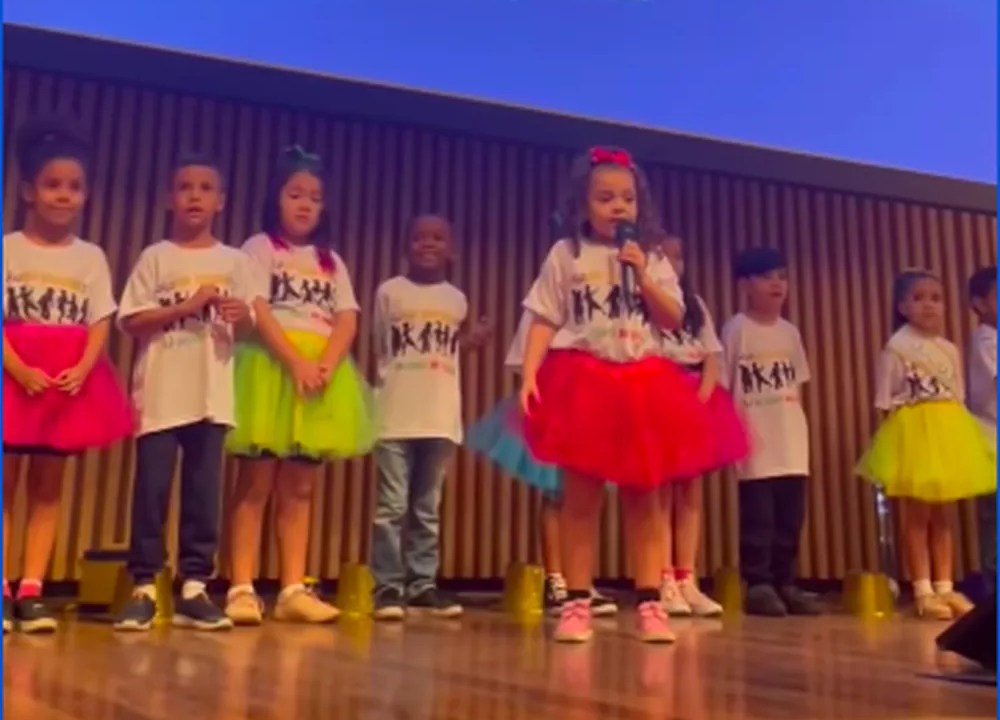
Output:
[636, 600, 676, 643]
[173, 592, 233, 631]
[13, 597, 57, 634]
[660, 576, 692, 617]
[114, 591, 157, 632]
[544, 574, 568, 616]
[225, 588, 265, 626]
[590, 587, 618, 617]
[553, 598, 593, 643]
[274, 587, 340, 623]
[679, 579, 723, 617]
[408, 587, 463, 619]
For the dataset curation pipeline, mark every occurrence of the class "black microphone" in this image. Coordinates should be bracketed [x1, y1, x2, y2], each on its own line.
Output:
[614, 221, 638, 298]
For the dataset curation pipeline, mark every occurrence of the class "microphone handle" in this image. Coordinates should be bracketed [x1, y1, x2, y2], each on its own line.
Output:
[621, 263, 636, 298]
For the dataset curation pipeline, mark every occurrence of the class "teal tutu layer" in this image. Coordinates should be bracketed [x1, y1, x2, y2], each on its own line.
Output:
[466, 397, 563, 497]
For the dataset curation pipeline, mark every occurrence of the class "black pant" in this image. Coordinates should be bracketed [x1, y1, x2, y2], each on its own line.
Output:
[738, 475, 807, 587]
[127, 421, 226, 585]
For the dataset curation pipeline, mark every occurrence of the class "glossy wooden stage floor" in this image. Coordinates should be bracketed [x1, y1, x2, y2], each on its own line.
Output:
[4, 610, 995, 720]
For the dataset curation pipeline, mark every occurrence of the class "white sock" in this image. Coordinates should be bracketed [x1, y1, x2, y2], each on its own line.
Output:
[227, 583, 255, 600]
[135, 583, 156, 601]
[279, 583, 305, 601]
[181, 580, 206, 600]
[913, 579, 933, 597]
[933, 580, 954, 595]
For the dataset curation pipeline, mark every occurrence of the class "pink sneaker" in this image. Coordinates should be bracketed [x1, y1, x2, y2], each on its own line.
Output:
[553, 598, 593, 643]
[636, 600, 676, 643]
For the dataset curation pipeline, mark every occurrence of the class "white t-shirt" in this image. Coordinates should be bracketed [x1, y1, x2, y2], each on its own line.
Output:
[503, 310, 574, 369]
[241, 233, 359, 335]
[373, 276, 468, 443]
[720, 313, 811, 481]
[3, 231, 116, 326]
[523, 238, 684, 363]
[874, 325, 964, 411]
[660, 295, 722, 369]
[967, 323, 996, 432]
[119, 240, 266, 436]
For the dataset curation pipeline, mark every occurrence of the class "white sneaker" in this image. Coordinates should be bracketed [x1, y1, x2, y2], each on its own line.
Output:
[679, 579, 723, 617]
[660, 577, 692, 617]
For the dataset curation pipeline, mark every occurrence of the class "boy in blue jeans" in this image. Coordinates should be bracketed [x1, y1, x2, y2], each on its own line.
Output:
[369, 215, 490, 619]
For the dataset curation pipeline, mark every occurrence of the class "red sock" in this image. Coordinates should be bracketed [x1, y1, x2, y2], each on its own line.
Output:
[674, 568, 692, 582]
[17, 579, 42, 600]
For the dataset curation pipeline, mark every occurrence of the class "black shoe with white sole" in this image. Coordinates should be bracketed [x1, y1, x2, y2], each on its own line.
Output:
[114, 593, 157, 632]
[408, 588, 463, 618]
[372, 588, 406, 621]
[173, 593, 233, 631]
[14, 598, 57, 634]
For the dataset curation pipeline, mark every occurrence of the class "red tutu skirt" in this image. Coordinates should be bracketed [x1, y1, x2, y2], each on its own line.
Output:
[3, 323, 134, 452]
[520, 350, 748, 489]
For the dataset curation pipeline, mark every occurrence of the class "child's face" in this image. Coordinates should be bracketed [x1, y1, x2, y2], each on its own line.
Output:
[170, 165, 225, 233]
[586, 165, 637, 240]
[973, 283, 997, 326]
[22, 158, 87, 232]
[408, 215, 453, 272]
[899, 276, 945, 334]
[279, 171, 323, 242]
[743, 268, 788, 315]
[661, 237, 685, 278]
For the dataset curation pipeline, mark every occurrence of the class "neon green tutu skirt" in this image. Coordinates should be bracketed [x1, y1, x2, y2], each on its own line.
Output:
[226, 329, 375, 460]
[856, 401, 996, 502]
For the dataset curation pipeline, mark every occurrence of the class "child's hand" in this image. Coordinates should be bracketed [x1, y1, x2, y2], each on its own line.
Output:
[217, 297, 250, 324]
[291, 358, 325, 397]
[696, 379, 715, 403]
[185, 285, 220, 312]
[618, 241, 647, 271]
[519, 374, 541, 416]
[54, 363, 91, 396]
[467, 316, 494, 346]
[13, 365, 52, 395]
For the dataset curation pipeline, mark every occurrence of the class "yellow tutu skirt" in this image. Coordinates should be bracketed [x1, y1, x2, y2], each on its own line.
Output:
[226, 329, 375, 461]
[856, 401, 996, 502]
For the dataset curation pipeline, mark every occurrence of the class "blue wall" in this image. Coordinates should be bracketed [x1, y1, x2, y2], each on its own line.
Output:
[4, 0, 996, 182]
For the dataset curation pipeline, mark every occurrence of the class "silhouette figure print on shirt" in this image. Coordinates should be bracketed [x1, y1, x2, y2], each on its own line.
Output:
[571, 281, 649, 326]
[903, 364, 946, 402]
[157, 288, 231, 334]
[390, 320, 460, 359]
[738, 358, 797, 395]
[271, 270, 335, 312]
[5, 279, 89, 325]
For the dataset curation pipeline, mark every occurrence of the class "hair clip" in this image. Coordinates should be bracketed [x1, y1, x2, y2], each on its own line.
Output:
[589, 147, 633, 168]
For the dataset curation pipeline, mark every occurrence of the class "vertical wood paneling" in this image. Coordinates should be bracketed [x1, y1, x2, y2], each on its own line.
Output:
[3, 66, 996, 583]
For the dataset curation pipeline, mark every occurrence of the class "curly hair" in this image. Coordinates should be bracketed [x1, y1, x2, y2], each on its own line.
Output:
[16, 114, 91, 182]
[554, 146, 662, 256]
[892, 268, 940, 330]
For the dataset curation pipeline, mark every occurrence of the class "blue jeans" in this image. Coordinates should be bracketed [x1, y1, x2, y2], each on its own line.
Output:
[371, 438, 454, 597]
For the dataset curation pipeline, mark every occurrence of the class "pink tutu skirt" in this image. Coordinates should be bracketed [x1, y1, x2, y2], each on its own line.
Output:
[521, 350, 748, 489]
[3, 323, 134, 452]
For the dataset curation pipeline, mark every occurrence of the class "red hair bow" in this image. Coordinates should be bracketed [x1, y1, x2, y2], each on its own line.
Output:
[589, 147, 633, 168]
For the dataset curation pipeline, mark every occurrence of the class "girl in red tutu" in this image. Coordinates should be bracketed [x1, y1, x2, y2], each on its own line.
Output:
[656, 234, 748, 617]
[2, 117, 133, 633]
[519, 147, 716, 643]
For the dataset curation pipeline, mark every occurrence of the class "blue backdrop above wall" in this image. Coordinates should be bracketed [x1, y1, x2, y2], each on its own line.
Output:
[4, 0, 996, 182]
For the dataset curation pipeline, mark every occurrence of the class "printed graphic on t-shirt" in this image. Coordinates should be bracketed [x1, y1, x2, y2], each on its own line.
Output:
[387, 310, 461, 375]
[155, 274, 233, 347]
[5, 270, 89, 325]
[901, 361, 948, 402]
[735, 353, 799, 407]
[269, 256, 337, 329]
[569, 268, 652, 348]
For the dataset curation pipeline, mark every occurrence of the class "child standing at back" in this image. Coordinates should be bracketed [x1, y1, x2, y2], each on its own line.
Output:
[857, 269, 994, 619]
[225, 146, 373, 625]
[967, 266, 996, 591]
[369, 215, 490, 620]
[3, 117, 133, 633]
[114, 154, 264, 632]
[720, 247, 821, 616]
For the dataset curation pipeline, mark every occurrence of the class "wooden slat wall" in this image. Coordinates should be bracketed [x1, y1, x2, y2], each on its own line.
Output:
[3, 66, 996, 583]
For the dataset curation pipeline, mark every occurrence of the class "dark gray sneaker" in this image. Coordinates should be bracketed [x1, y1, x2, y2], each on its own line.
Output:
[14, 597, 57, 634]
[173, 592, 233, 631]
[744, 584, 788, 617]
[114, 592, 156, 632]
[372, 588, 406, 621]
[408, 588, 463, 619]
[779, 585, 823, 615]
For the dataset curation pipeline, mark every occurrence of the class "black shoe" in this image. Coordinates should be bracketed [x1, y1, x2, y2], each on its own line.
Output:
[544, 574, 568, 616]
[114, 592, 157, 632]
[4, 598, 13, 634]
[372, 588, 406, 621]
[408, 588, 463, 618]
[744, 584, 787, 617]
[590, 588, 619, 617]
[779, 585, 822, 615]
[173, 593, 233, 631]
[14, 597, 57, 634]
